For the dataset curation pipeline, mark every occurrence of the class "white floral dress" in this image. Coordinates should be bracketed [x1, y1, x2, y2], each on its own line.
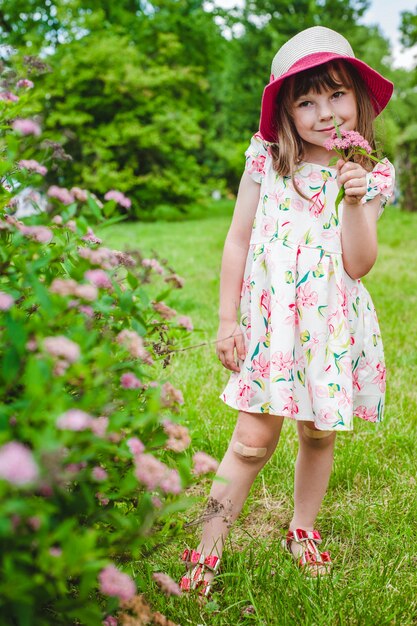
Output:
[221, 133, 395, 430]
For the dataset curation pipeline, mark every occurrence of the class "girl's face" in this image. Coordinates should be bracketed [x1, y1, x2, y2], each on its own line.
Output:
[291, 84, 357, 164]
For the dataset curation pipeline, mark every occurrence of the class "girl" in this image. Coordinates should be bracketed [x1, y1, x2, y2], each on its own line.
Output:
[180, 25, 395, 591]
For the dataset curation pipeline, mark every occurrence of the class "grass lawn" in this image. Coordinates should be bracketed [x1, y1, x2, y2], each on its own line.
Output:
[100, 205, 417, 625]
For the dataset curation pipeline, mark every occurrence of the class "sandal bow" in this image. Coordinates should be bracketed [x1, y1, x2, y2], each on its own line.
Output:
[179, 549, 220, 596]
[284, 528, 332, 574]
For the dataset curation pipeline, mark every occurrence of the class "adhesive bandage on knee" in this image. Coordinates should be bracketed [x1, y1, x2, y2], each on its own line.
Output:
[233, 441, 267, 459]
[303, 425, 333, 439]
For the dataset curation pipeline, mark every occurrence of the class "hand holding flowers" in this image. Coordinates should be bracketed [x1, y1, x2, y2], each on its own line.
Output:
[324, 120, 381, 218]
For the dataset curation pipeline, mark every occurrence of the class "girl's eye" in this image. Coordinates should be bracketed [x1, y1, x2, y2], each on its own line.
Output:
[332, 91, 345, 99]
[298, 100, 312, 108]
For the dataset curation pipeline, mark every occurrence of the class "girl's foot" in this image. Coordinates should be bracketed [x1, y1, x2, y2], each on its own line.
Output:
[179, 549, 221, 596]
[282, 528, 332, 577]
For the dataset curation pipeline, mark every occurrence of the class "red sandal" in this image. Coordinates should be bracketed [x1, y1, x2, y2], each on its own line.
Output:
[179, 549, 221, 596]
[283, 528, 332, 576]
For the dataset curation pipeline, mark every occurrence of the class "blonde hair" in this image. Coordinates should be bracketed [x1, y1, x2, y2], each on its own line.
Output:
[269, 61, 377, 197]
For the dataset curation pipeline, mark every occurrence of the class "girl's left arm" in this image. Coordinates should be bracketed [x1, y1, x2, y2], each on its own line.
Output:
[338, 160, 381, 280]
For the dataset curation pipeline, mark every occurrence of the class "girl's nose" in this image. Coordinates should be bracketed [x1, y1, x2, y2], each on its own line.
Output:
[318, 104, 333, 121]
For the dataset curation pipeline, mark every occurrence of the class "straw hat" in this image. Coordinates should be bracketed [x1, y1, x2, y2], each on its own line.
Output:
[259, 26, 394, 142]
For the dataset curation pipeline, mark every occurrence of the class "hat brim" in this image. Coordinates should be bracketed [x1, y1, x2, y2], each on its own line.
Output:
[259, 52, 394, 143]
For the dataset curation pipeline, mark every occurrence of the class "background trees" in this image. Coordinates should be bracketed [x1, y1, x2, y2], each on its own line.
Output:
[1, 0, 416, 217]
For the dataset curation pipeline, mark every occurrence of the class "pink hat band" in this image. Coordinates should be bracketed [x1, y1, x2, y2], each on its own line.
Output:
[259, 28, 394, 143]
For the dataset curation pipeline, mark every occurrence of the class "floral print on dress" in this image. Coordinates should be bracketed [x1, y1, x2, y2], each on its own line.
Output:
[221, 134, 395, 431]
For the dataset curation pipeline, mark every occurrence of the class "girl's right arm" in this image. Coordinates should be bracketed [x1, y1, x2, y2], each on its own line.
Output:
[216, 171, 260, 372]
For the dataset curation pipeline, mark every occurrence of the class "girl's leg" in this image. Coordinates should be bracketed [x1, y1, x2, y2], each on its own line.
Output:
[197, 410, 284, 559]
[290, 421, 336, 530]
[287, 421, 336, 573]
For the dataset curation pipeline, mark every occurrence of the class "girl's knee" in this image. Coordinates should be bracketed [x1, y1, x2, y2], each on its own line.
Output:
[299, 423, 336, 447]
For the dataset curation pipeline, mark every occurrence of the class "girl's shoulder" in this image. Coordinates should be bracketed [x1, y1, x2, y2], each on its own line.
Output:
[245, 133, 272, 184]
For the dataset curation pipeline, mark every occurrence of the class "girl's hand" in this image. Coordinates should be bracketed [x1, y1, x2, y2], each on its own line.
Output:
[337, 159, 367, 205]
[216, 319, 246, 372]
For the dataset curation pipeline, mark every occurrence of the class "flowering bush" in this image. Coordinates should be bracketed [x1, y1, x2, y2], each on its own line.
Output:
[0, 59, 217, 624]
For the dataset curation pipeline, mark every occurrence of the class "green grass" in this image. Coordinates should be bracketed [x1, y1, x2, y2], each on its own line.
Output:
[100, 206, 417, 625]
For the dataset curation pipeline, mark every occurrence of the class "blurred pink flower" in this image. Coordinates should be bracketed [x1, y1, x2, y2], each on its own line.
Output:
[79, 304, 94, 317]
[120, 372, 143, 389]
[0, 442, 39, 485]
[73, 283, 98, 302]
[50, 278, 78, 296]
[163, 420, 191, 452]
[28, 516, 41, 531]
[177, 315, 193, 331]
[57, 409, 93, 431]
[70, 187, 88, 202]
[161, 382, 184, 408]
[44, 336, 80, 363]
[103, 616, 118, 626]
[116, 329, 152, 363]
[99, 564, 136, 601]
[82, 227, 102, 244]
[49, 546, 62, 557]
[96, 492, 110, 506]
[134, 453, 167, 490]
[164, 273, 184, 288]
[92, 466, 108, 482]
[90, 416, 109, 437]
[152, 301, 177, 320]
[19, 159, 47, 176]
[159, 468, 182, 495]
[152, 572, 181, 596]
[19, 225, 53, 244]
[47, 185, 74, 205]
[142, 258, 164, 274]
[0, 91, 19, 102]
[52, 215, 63, 225]
[85, 269, 112, 289]
[104, 190, 131, 209]
[152, 496, 163, 508]
[66, 219, 76, 232]
[16, 79, 34, 89]
[192, 451, 219, 476]
[127, 437, 145, 455]
[12, 118, 41, 136]
[0, 292, 14, 311]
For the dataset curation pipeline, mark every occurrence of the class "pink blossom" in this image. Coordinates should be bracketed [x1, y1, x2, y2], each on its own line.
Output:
[12, 118, 41, 136]
[52, 215, 63, 225]
[47, 185, 74, 205]
[177, 315, 193, 331]
[73, 283, 98, 301]
[16, 79, 34, 89]
[161, 382, 184, 408]
[152, 572, 182, 596]
[134, 454, 167, 490]
[96, 492, 110, 506]
[0, 292, 14, 311]
[297, 283, 318, 308]
[79, 304, 94, 317]
[0, 442, 39, 485]
[271, 350, 293, 380]
[236, 378, 256, 410]
[19, 225, 53, 243]
[103, 617, 118, 626]
[152, 496, 163, 508]
[163, 420, 191, 452]
[164, 273, 184, 288]
[142, 258, 164, 274]
[66, 219, 76, 232]
[50, 278, 78, 296]
[78, 246, 119, 268]
[116, 329, 152, 363]
[28, 516, 41, 531]
[92, 466, 108, 482]
[44, 336, 80, 363]
[324, 129, 372, 154]
[99, 564, 136, 602]
[82, 227, 102, 244]
[57, 409, 93, 431]
[70, 187, 88, 202]
[153, 301, 177, 319]
[159, 468, 182, 494]
[192, 451, 219, 475]
[127, 437, 145, 455]
[104, 190, 131, 209]
[85, 269, 112, 289]
[90, 416, 109, 437]
[0, 91, 19, 102]
[19, 159, 47, 176]
[247, 154, 266, 177]
[49, 546, 62, 557]
[120, 372, 142, 389]
[372, 362, 386, 393]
